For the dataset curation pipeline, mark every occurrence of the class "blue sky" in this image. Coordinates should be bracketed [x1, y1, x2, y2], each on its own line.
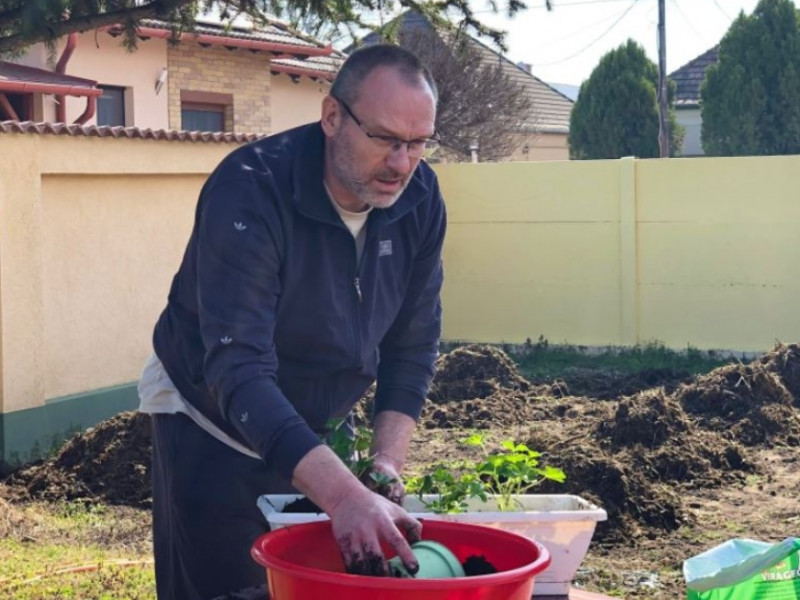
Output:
[471, 0, 776, 86]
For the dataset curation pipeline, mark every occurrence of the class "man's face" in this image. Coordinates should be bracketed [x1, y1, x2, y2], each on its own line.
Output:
[322, 67, 437, 211]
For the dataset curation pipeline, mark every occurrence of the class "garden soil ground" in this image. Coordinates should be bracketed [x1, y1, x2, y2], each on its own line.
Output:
[3, 343, 800, 598]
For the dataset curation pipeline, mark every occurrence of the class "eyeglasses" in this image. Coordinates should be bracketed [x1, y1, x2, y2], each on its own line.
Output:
[332, 95, 439, 158]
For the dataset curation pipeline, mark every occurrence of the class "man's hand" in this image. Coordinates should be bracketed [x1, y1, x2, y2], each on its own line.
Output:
[363, 453, 406, 505]
[292, 444, 420, 576]
[328, 485, 421, 575]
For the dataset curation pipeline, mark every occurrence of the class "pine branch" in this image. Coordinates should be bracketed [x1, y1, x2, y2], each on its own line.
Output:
[0, 1, 182, 54]
[0, 4, 25, 30]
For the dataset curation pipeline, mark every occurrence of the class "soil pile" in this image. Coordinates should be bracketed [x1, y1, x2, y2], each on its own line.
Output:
[3, 412, 152, 508]
[422, 344, 557, 429]
[759, 342, 800, 399]
[678, 347, 800, 447]
[429, 345, 531, 401]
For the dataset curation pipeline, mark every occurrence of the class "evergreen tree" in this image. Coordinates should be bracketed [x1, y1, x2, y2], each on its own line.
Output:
[0, 0, 535, 57]
[701, 0, 800, 156]
[569, 39, 683, 159]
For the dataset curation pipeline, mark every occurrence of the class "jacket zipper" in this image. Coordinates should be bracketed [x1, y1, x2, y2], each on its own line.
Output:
[350, 229, 366, 369]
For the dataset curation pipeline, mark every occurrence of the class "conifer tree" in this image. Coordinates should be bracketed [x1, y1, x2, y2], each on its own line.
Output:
[701, 0, 800, 156]
[569, 39, 683, 159]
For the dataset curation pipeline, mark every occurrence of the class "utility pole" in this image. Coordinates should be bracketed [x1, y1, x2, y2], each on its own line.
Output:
[657, 0, 670, 157]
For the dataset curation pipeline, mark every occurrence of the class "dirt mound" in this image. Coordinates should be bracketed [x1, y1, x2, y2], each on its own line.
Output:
[534, 445, 688, 543]
[417, 344, 557, 429]
[523, 393, 754, 543]
[678, 357, 800, 446]
[598, 389, 691, 449]
[759, 342, 800, 400]
[3, 411, 151, 508]
[429, 344, 530, 402]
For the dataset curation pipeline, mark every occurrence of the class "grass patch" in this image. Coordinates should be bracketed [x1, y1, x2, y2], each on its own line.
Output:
[0, 500, 154, 599]
[505, 338, 737, 381]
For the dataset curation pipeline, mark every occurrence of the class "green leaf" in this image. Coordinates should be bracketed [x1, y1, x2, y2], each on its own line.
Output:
[462, 433, 485, 447]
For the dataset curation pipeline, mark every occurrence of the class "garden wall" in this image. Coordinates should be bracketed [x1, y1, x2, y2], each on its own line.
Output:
[435, 155, 800, 352]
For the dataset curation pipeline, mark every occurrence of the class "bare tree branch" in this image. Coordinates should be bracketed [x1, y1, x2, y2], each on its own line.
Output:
[399, 23, 537, 161]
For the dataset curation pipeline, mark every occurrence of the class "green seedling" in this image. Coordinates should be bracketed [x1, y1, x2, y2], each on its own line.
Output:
[466, 434, 566, 511]
[407, 434, 565, 513]
[325, 418, 399, 491]
[406, 465, 488, 513]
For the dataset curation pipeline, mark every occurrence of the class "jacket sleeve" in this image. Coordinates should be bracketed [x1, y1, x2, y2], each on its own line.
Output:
[195, 174, 322, 479]
[373, 176, 447, 421]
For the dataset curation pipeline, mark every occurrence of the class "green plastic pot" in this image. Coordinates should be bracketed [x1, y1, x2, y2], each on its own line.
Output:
[388, 540, 466, 579]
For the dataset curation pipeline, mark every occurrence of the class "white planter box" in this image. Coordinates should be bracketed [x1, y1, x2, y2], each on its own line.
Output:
[257, 493, 607, 596]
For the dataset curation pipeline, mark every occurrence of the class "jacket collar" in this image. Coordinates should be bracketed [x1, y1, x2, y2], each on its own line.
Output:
[292, 122, 431, 225]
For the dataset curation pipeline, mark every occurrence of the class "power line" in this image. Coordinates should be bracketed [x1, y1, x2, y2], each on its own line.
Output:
[530, 0, 641, 66]
[534, 4, 635, 46]
[708, 0, 733, 21]
[669, 0, 705, 42]
[473, 0, 635, 11]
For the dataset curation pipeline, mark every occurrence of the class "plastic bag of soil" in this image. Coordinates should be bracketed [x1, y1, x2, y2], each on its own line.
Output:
[684, 537, 800, 599]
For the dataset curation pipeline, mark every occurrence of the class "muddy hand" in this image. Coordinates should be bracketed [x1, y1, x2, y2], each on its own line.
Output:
[363, 454, 406, 506]
[329, 487, 421, 576]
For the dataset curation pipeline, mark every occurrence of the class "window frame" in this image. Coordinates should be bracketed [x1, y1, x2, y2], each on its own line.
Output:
[97, 85, 126, 127]
[180, 90, 233, 133]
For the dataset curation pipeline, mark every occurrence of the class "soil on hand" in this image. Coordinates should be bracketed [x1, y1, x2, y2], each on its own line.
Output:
[3, 342, 800, 598]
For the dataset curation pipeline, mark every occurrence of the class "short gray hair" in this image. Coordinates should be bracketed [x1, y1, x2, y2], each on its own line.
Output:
[331, 44, 438, 106]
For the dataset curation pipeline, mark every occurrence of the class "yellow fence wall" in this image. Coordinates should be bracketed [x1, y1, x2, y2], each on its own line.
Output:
[1, 133, 799, 418]
[0, 134, 236, 416]
[435, 155, 800, 352]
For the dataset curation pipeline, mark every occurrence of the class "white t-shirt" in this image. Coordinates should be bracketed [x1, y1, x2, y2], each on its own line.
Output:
[325, 182, 371, 263]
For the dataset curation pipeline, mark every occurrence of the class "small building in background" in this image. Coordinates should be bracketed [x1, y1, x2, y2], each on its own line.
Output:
[2, 18, 345, 135]
[669, 46, 719, 157]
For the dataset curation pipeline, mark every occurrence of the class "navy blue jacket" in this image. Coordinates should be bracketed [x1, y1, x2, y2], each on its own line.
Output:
[152, 122, 446, 480]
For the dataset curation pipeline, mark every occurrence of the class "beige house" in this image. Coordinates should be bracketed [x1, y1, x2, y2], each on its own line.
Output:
[2, 18, 345, 134]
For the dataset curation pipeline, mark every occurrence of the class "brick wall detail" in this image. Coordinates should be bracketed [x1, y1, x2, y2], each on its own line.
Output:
[167, 43, 271, 134]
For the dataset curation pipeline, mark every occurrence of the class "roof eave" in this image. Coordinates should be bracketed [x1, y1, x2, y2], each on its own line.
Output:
[0, 81, 101, 97]
[270, 63, 335, 81]
[108, 25, 333, 57]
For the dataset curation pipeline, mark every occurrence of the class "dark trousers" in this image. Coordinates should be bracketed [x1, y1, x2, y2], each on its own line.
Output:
[151, 413, 289, 600]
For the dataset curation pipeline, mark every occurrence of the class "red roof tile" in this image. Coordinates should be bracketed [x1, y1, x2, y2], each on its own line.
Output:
[0, 120, 260, 143]
[270, 51, 346, 81]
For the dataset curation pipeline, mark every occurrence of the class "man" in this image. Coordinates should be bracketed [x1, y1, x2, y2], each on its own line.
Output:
[138, 43, 446, 599]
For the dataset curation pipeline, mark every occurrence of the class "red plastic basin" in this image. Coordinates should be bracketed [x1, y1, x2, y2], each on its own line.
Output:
[251, 519, 551, 600]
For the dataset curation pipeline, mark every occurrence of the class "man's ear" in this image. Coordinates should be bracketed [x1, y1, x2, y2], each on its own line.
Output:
[321, 95, 341, 136]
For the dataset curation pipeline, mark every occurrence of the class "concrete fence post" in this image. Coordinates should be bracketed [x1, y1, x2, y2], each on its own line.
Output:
[618, 156, 638, 346]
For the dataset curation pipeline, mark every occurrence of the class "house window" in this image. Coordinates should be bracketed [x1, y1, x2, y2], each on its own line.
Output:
[180, 90, 233, 132]
[97, 86, 126, 126]
[182, 103, 225, 132]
